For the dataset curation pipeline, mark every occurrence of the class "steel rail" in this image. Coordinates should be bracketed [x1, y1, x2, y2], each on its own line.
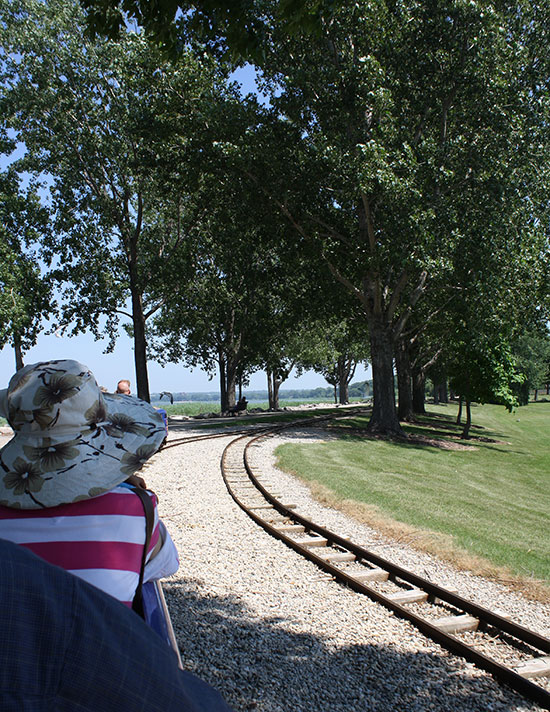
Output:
[220, 428, 550, 710]
[161, 426, 272, 450]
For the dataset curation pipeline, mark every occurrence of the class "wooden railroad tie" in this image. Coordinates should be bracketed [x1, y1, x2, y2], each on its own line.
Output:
[351, 568, 389, 583]
[273, 524, 306, 533]
[514, 656, 550, 679]
[387, 589, 429, 605]
[432, 614, 479, 634]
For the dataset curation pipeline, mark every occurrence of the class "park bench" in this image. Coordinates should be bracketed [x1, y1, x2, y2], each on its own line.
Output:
[227, 397, 248, 416]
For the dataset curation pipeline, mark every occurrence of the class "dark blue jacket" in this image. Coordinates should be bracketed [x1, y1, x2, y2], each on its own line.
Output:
[0, 538, 234, 712]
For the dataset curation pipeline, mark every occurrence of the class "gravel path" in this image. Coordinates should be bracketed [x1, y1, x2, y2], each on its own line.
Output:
[144, 422, 548, 712]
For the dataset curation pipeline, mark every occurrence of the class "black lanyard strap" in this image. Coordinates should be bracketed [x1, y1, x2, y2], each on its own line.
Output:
[129, 486, 155, 618]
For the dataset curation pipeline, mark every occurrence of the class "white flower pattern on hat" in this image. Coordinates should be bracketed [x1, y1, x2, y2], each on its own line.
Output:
[3, 458, 48, 497]
[33, 373, 83, 410]
[23, 438, 80, 472]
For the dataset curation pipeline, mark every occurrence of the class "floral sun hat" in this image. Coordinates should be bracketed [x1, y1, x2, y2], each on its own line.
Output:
[0, 360, 166, 509]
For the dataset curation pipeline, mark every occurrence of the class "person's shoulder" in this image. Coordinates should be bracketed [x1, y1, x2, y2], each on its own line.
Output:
[67, 485, 156, 516]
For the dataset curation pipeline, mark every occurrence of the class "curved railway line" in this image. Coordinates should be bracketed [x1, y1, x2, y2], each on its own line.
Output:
[154, 410, 550, 708]
[196, 415, 550, 710]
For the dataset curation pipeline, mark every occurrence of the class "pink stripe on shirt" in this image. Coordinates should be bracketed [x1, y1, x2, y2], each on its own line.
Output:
[0, 491, 157, 519]
[21, 540, 144, 571]
[0, 486, 164, 606]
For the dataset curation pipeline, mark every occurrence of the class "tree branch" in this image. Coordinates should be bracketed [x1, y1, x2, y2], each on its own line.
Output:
[360, 192, 376, 252]
[325, 258, 371, 315]
[310, 215, 351, 246]
[386, 270, 409, 321]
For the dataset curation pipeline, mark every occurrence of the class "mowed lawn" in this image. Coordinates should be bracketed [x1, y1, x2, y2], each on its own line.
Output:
[274, 401, 550, 590]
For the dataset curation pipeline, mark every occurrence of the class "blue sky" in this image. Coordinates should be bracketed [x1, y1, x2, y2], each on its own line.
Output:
[1, 66, 372, 393]
[0, 334, 371, 393]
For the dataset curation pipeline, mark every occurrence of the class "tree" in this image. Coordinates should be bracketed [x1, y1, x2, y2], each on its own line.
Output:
[298, 317, 369, 405]
[0, 165, 52, 370]
[150, 157, 310, 413]
[393, 266, 453, 420]
[0, 0, 233, 400]
[449, 336, 523, 438]
[512, 330, 550, 402]
[261, 331, 299, 412]
[439, 225, 542, 436]
[79, 0, 340, 59]
[256, 263, 329, 411]
[239, 1, 550, 436]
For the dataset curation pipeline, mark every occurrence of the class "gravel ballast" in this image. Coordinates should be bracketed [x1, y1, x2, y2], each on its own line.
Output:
[144, 422, 549, 712]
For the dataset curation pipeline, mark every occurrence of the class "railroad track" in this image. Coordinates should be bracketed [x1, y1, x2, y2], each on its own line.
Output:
[220, 425, 550, 710]
[161, 407, 363, 450]
[161, 425, 273, 450]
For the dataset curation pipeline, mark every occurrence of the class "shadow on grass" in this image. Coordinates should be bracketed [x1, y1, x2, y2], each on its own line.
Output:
[385, 438, 520, 456]
[165, 580, 527, 712]
[326, 416, 512, 452]
[170, 407, 372, 431]
[166, 411, 330, 433]
[411, 414, 485, 431]
[403, 425, 504, 444]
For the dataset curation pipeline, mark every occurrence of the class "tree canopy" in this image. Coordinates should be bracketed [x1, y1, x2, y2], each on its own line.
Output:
[235, 0, 550, 433]
[0, 0, 243, 399]
[2, 0, 548, 428]
[0, 164, 52, 370]
[79, 0, 341, 59]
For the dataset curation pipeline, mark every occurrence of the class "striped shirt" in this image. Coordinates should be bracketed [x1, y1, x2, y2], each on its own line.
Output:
[0, 485, 179, 607]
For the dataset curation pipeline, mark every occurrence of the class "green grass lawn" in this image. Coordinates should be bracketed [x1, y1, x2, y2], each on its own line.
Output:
[274, 401, 550, 591]
[159, 402, 220, 417]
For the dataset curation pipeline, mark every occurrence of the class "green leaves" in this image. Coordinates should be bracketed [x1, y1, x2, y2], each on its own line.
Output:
[0, 168, 53, 354]
[79, 0, 342, 61]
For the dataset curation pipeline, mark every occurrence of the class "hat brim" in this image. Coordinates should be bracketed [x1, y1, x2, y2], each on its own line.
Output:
[0, 394, 166, 509]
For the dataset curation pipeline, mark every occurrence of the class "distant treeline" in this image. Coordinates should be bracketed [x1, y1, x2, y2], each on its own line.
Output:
[152, 380, 372, 403]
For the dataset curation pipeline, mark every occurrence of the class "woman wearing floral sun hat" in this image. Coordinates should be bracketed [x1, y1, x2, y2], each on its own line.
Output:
[0, 359, 179, 609]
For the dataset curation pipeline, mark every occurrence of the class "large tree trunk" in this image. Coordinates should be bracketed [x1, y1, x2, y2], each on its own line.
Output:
[225, 355, 237, 411]
[412, 368, 426, 415]
[338, 378, 349, 404]
[267, 369, 284, 410]
[218, 353, 228, 412]
[461, 399, 472, 439]
[337, 355, 355, 405]
[13, 331, 24, 371]
[433, 380, 448, 405]
[395, 338, 414, 421]
[127, 236, 150, 402]
[272, 374, 282, 410]
[266, 368, 274, 409]
[131, 294, 150, 402]
[368, 321, 403, 435]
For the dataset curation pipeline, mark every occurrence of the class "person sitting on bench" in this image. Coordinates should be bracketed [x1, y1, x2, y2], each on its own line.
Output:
[228, 397, 248, 415]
